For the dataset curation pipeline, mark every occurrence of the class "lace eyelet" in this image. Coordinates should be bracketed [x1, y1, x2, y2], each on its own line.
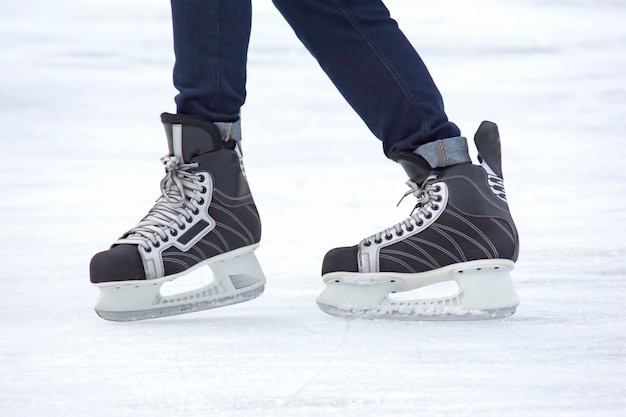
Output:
[198, 198, 205, 205]
[436, 196, 442, 202]
[180, 224, 186, 230]
[154, 242, 160, 248]
[192, 209, 199, 215]
[364, 241, 372, 247]
[425, 213, 432, 219]
[163, 236, 169, 242]
[374, 238, 382, 244]
[187, 216, 194, 222]
[198, 175, 206, 182]
[171, 230, 178, 236]
[396, 231, 404, 236]
[432, 204, 439, 211]
[416, 221, 424, 227]
[435, 186, 441, 192]
[201, 186, 207, 194]
[384, 234, 392, 240]
[406, 226, 414, 232]
[145, 247, 152, 253]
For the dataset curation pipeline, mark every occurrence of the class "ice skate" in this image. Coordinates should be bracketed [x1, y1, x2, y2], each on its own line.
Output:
[90, 113, 265, 321]
[318, 122, 520, 320]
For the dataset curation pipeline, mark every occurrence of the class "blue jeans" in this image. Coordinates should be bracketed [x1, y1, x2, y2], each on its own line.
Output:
[171, 0, 462, 158]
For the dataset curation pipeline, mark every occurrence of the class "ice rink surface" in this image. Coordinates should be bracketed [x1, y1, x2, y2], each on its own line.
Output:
[1, 1, 625, 416]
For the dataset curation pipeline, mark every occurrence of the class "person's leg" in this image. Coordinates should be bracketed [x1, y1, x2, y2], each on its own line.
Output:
[89, 0, 265, 321]
[272, 0, 520, 319]
[271, 0, 465, 162]
[172, 0, 252, 128]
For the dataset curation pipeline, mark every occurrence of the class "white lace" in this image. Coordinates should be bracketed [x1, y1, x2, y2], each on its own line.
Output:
[115, 155, 206, 250]
[362, 174, 441, 246]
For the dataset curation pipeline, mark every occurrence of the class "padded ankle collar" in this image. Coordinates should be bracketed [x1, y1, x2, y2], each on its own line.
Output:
[161, 113, 226, 163]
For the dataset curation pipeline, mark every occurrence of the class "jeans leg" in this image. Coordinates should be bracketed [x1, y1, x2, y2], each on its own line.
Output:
[171, 0, 251, 123]
[272, 0, 461, 156]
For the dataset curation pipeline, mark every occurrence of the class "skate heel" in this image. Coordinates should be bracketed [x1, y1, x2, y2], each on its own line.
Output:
[452, 263, 519, 313]
[95, 246, 266, 321]
[209, 250, 266, 294]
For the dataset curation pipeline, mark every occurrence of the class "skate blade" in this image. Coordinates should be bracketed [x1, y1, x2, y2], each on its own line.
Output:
[317, 260, 519, 321]
[317, 303, 516, 321]
[96, 286, 264, 322]
[94, 247, 265, 322]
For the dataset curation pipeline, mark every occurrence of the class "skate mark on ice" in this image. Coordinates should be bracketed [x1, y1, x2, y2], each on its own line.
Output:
[281, 322, 351, 406]
[174, 323, 225, 416]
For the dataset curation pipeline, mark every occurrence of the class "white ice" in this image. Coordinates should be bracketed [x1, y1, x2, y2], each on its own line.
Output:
[1, 0, 625, 416]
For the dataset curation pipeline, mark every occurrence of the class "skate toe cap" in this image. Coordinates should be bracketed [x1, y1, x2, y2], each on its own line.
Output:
[90, 245, 146, 283]
[321, 245, 359, 275]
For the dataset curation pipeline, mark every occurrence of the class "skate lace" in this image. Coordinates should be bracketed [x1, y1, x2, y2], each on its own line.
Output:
[362, 174, 442, 246]
[114, 155, 207, 251]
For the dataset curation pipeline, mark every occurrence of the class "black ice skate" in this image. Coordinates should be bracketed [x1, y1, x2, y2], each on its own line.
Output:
[319, 122, 520, 320]
[90, 113, 265, 321]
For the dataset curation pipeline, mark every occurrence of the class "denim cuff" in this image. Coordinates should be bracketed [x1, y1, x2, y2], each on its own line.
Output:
[413, 136, 471, 169]
[214, 119, 242, 141]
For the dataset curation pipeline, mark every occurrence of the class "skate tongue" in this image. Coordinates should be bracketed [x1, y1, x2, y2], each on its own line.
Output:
[390, 151, 432, 183]
[161, 113, 225, 163]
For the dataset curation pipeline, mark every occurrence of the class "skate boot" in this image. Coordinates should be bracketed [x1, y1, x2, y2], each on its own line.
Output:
[90, 113, 265, 321]
[318, 121, 520, 320]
